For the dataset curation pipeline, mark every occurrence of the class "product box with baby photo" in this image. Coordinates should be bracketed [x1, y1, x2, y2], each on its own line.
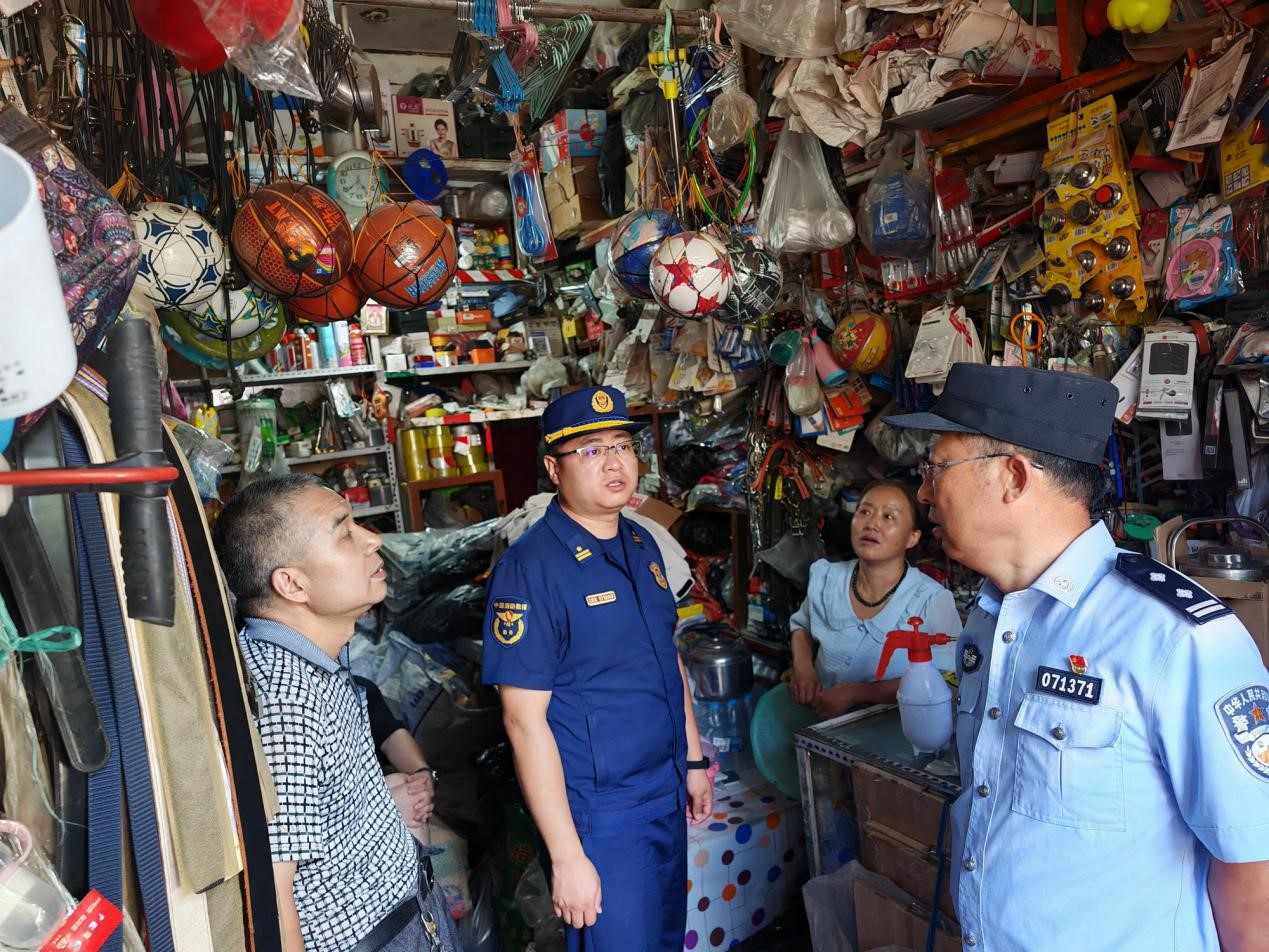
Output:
[392, 96, 460, 160]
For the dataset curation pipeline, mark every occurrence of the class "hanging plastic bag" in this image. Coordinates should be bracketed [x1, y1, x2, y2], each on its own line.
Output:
[715, 0, 851, 58]
[708, 85, 759, 151]
[858, 135, 933, 259]
[189, 0, 318, 98]
[757, 127, 855, 256]
[785, 338, 823, 416]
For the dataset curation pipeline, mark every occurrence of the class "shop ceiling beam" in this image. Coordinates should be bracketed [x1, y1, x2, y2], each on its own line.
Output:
[346, 0, 704, 26]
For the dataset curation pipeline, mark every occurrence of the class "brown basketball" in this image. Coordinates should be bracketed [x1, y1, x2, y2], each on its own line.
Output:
[231, 181, 354, 299]
[284, 271, 367, 324]
[351, 201, 456, 309]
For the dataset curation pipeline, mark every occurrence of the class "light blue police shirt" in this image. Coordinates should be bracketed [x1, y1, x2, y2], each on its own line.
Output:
[789, 559, 961, 685]
[952, 521, 1269, 951]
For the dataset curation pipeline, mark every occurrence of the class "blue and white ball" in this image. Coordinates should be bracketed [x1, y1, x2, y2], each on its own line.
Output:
[131, 202, 227, 309]
[181, 284, 282, 340]
[607, 209, 682, 299]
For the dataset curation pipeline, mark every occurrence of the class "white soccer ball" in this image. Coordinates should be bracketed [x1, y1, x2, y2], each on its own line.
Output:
[182, 284, 282, 340]
[131, 202, 227, 309]
[648, 230, 734, 320]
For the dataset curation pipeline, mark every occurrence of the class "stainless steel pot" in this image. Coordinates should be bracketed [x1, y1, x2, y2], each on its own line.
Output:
[686, 633, 753, 701]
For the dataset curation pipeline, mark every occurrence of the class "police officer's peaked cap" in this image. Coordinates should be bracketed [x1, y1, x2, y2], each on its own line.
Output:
[884, 363, 1118, 465]
[541, 385, 648, 449]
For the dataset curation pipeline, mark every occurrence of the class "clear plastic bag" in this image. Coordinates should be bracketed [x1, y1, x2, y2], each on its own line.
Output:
[715, 0, 851, 58]
[708, 85, 759, 151]
[784, 338, 823, 416]
[757, 127, 856, 255]
[858, 136, 933, 259]
[189, 0, 318, 98]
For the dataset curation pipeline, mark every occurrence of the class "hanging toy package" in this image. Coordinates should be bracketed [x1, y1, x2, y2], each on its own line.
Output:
[858, 135, 933, 260]
[189, 0, 319, 98]
[757, 126, 855, 256]
[508, 146, 558, 264]
[1165, 199, 1243, 308]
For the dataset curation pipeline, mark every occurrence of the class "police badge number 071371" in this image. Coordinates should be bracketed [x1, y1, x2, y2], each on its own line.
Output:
[492, 597, 529, 647]
[1216, 683, 1269, 782]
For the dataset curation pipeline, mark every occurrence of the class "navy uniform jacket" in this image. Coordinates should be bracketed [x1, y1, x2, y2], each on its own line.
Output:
[482, 499, 687, 829]
[952, 522, 1269, 951]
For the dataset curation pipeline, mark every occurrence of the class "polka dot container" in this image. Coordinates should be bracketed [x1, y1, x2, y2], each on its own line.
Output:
[683, 764, 806, 950]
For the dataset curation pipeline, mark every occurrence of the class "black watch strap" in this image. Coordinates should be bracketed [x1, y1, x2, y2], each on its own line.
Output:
[686, 757, 710, 771]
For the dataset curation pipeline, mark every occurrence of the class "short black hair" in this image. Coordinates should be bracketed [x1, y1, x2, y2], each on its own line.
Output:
[434, 118, 448, 130]
[212, 474, 325, 617]
[972, 435, 1105, 514]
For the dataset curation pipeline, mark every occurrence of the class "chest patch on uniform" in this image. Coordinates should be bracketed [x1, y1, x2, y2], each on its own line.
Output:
[649, 561, 669, 589]
[1215, 684, 1269, 782]
[491, 597, 529, 646]
[1115, 554, 1233, 624]
[1035, 665, 1102, 705]
[961, 642, 982, 674]
[585, 590, 617, 607]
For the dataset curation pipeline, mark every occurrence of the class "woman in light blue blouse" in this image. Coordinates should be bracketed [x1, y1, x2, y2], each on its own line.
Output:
[789, 481, 962, 720]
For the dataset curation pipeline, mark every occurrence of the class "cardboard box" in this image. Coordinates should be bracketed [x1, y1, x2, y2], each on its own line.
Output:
[1219, 118, 1269, 200]
[632, 496, 684, 532]
[544, 158, 605, 240]
[523, 316, 564, 357]
[852, 762, 949, 851]
[392, 96, 459, 159]
[860, 822, 957, 922]
[854, 879, 961, 952]
[243, 91, 323, 156]
[1153, 516, 1269, 667]
[542, 108, 606, 170]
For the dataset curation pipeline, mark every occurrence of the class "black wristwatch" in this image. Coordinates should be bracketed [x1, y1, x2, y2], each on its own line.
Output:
[686, 757, 710, 771]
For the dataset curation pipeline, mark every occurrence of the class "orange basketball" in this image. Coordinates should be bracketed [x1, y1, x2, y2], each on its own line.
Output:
[231, 181, 354, 299]
[351, 201, 457, 309]
[284, 272, 367, 324]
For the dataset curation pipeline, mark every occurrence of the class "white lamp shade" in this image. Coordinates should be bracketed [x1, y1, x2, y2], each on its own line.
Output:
[0, 142, 76, 420]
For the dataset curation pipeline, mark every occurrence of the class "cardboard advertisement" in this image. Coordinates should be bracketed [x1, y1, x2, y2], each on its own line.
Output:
[392, 96, 459, 159]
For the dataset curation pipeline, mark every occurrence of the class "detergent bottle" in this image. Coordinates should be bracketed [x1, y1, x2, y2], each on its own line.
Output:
[876, 616, 955, 755]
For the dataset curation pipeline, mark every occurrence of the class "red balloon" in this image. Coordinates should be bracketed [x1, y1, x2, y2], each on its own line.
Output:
[242, 0, 291, 42]
[1084, 0, 1111, 36]
[130, 0, 227, 73]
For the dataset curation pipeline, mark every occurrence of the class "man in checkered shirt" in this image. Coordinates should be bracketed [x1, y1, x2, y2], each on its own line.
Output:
[214, 475, 460, 951]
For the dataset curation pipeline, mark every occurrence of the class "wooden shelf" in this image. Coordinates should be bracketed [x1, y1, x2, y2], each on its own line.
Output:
[401, 470, 507, 530]
[923, 58, 1159, 156]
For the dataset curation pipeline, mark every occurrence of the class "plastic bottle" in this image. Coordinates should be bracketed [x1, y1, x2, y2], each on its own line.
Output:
[494, 226, 512, 266]
[333, 320, 352, 367]
[876, 616, 956, 755]
[349, 322, 367, 366]
[784, 337, 823, 416]
[316, 323, 337, 368]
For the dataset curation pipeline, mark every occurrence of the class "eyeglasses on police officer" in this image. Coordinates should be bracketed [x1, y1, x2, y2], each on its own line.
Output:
[550, 440, 644, 463]
[917, 452, 1046, 486]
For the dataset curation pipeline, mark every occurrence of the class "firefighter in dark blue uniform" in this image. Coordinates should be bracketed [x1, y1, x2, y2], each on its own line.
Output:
[483, 386, 713, 952]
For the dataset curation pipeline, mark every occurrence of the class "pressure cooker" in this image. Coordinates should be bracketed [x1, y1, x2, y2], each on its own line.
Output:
[685, 629, 753, 701]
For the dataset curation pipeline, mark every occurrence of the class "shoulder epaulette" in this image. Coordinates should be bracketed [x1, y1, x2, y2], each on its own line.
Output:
[1115, 553, 1233, 625]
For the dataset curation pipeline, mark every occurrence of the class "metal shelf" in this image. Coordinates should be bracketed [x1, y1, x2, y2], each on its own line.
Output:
[220, 444, 389, 474]
[400, 363, 528, 378]
[173, 364, 377, 389]
[353, 503, 399, 519]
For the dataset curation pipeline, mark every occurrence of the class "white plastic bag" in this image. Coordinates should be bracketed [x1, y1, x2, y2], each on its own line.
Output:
[757, 127, 856, 255]
[715, 0, 853, 58]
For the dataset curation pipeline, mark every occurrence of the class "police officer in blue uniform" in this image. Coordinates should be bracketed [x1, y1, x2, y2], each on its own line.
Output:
[482, 386, 713, 952]
[887, 364, 1269, 952]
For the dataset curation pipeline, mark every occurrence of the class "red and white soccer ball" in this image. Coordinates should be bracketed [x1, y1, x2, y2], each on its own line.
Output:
[648, 230, 735, 320]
